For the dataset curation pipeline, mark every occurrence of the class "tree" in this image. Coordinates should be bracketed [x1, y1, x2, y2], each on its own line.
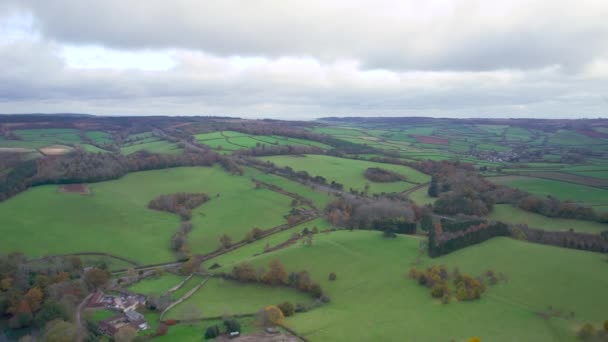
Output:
[428, 178, 439, 197]
[205, 325, 221, 339]
[220, 234, 232, 249]
[277, 301, 295, 317]
[258, 305, 284, 326]
[41, 320, 77, 342]
[114, 325, 138, 342]
[223, 318, 241, 333]
[84, 267, 110, 290]
[328, 272, 337, 281]
[232, 263, 257, 282]
[578, 323, 596, 340]
[34, 301, 68, 328]
[301, 234, 314, 246]
[24, 287, 43, 313]
[263, 260, 288, 285]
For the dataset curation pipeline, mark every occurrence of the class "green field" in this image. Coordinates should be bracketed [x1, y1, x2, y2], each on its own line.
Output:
[488, 204, 608, 234]
[212, 230, 608, 341]
[407, 185, 435, 206]
[195, 130, 331, 151]
[245, 168, 334, 208]
[120, 139, 182, 155]
[167, 277, 310, 320]
[488, 175, 608, 206]
[128, 273, 186, 296]
[260, 155, 430, 194]
[0, 166, 293, 263]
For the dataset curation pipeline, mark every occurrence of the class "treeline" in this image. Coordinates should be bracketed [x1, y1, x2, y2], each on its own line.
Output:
[364, 167, 407, 183]
[325, 197, 417, 233]
[0, 150, 220, 202]
[512, 225, 608, 253]
[428, 220, 510, 257]
[223, 259, 328, 301]
[234, 145, 324, 157]
[148, 193, 209, 259]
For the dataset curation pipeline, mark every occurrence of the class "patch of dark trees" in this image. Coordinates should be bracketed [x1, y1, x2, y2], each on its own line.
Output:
[428, 220, 511, 257]
[0, 150, 220, 202]
[363, 167, 407, 183]
[325, 197, 417, 235]
[148, 193, 209, 220]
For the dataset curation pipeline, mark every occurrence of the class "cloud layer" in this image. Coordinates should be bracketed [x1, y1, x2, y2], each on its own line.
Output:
[0, 0, 607, 118]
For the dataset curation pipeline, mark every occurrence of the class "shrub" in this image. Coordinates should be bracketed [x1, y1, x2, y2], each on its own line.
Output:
[164, 319, 177, 326]
[328, 272, 337, 281]
[204, 325, 220, 339]
[604, 320, 608, 332]
[223, 318, 241, 333]
[578, 323, 596, 340]
[277, 301, 295, 317]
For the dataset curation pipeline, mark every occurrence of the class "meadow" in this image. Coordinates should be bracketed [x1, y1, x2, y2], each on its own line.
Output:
[120, 138, 182, 155]
[0, 166, 293, 264]
[260, 155, 430, 194]
[209, 230, 608, 342]
[166, 277, 310, 320]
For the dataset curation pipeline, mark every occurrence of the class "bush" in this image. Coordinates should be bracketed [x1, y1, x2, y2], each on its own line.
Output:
[164, 319, 177, 326]
[578, 323, 596, 340]
[328, 272, 337, 281]
[223, 318, 241, 333]
[277, 301, 295, 317]
[604, 320, 608, 332]
[204, 325, 220, 339]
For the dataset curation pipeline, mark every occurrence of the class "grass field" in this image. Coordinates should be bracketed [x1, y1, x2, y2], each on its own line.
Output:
[488, 175, 608, 206]
[195, 131, 331, 151]
[0, 166, 293, 263]
[128, 273, 186, 296]
[120, 139, 182, 155]
[260, 155, 430, 194]
[211, 230, 608, 341]
[488, 204, 608, 234]
[407, 185, 435, 206]
[245, 168, 334, 209]
[166, 277, 310, 320]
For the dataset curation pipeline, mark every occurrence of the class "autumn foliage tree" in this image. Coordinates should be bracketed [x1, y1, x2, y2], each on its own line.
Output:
[263, 260, 288, 285]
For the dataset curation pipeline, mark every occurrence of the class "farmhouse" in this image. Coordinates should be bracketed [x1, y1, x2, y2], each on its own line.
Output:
[99, 310, 148, 335]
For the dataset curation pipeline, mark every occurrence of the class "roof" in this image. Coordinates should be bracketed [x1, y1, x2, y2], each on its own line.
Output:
[125, 310, 144, 322]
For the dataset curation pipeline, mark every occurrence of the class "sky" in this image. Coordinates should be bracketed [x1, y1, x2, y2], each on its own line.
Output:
[0, 1, 607, 119]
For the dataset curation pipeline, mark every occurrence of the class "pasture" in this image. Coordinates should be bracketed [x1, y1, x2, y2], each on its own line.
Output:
[0, 166, 294, 263]
[166, 277, 310, 320]
[211, 230, 608, 342]
[260, 155, 430, 194]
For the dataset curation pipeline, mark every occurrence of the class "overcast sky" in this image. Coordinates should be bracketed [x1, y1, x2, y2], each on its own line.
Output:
[0, 0, 607, 119]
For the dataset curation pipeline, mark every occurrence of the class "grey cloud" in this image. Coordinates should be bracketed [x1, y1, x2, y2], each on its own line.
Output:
[0, 40, 606, 118]
[4, 0, 608, 71]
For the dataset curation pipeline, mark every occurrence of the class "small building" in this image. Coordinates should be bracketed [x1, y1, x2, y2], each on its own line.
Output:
[125, 310, 148, 330]
[87, 290, 106, 308]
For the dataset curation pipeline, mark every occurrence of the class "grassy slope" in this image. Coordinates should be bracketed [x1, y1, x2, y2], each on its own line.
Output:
[261, 155, 430, 194]
[0, 166, 292, 263]
[120, 139, 182, 155]
[166, 277, 310, 320]
[488, 204, 608, 234]
[128, 273, 185, 296]
[489, 176, 608, 206]
[213, 231, 607, 342]
[245, 168, 334, 209]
